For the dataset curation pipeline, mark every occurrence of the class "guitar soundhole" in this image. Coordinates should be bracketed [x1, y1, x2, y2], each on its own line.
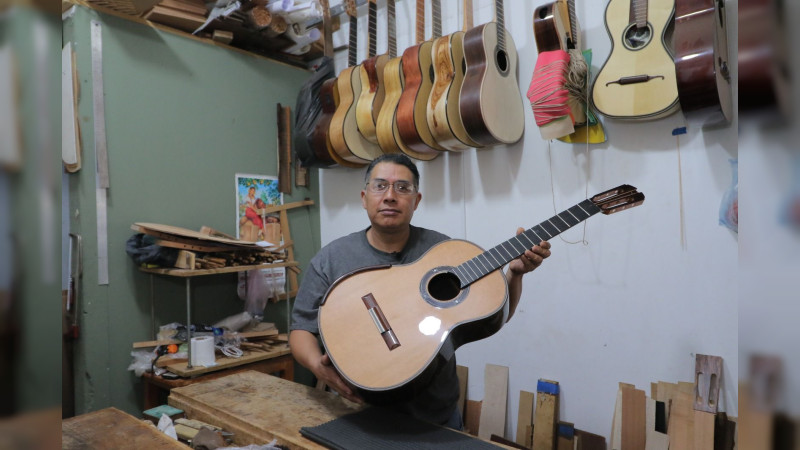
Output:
[461, 58, 466, 74]
[622, 23, 652, 51]
[495, 49, 509, 74]
[429, 65, 435, 83]
[428, 272, 461, 302]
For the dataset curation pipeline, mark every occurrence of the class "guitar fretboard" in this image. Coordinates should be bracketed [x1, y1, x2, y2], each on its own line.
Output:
[415, 0, 425, 44]
[348, 14, 358, 67]
[463, 0, 473, 31]
[367, 0, 377, 58]
[432, 0, 442, 39]
[388, 0, 396, 57]
[321, 0, 332, 58]
[630, 0, 648, 28]
[495, 0, 505, 51]
[454, 199, 602, 289]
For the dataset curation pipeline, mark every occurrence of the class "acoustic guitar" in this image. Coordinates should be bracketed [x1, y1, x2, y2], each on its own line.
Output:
[396, 0, 446, 156]
[355, 0, 389, 144]
[374, 0, 435, 161]
[460, 0, 525, 146]
[591, 0, 680, 120]
[319, 185, 644, 398]
[427, 0, 481, 151]
[329, 0, 383, 164]
[533, 0, 574, 53]
[673, 0, 732, 127]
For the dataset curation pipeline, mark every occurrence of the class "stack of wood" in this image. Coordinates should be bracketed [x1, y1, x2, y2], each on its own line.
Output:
[131, 222, 290, 272]
[143, 0, 208, 33]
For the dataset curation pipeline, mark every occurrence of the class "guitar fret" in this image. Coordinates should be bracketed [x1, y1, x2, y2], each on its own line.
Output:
[541, 221, 560, 238]
[568, 205, 589, 221]
[499, 242, 515, 260]
[455, 266, 469, 284]
[534, 225, 552, 239]
[432, 0, 441, 39]
[415, 0, 425, 44]
[368, 0, 377, 58]
[547, 219, 563, 233]
[474, 256, 489, 273]
[348, 15, 358, 67]
[529, 227, 545, 243]
[557, 212, 578, 228]
[519, 231, 535, 247]
[488, 248, 502, 266]
[566, 208, 581, 223]
[478, 253, 495, 272]
[464, 261, 479, 279]
[512, 235, 528, 253]
[495, 0, 505, 51]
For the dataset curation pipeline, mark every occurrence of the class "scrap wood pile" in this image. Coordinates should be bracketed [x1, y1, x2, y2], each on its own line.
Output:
[128, 222, 289, 271]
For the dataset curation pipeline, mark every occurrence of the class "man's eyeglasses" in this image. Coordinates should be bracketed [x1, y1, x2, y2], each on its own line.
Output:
[365, 179, 417, 195]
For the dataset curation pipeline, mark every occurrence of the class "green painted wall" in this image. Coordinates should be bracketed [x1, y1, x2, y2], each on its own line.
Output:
[63, 5, 320, 416]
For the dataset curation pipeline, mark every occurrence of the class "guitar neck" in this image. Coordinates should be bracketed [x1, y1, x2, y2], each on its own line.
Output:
[495, 0, 505, 51]
[630, 0, 648, 28]
[367, 0, 377, 58]
[348, 14, 358, 67]
[432, 0, 442, 39]
[463, 0, 473, 31]
[388, 0, 396, 57]
[321, 0, 333, 58]
[567, 0, 579, 48]
[455, 199, 602, 289]
[415, 0, 425, 44]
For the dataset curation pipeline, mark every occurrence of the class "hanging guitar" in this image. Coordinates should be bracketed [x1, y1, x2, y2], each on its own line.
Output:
[459, 0, 525, 146]
[591, 0, 679, 120]
[673, 0, 733, 127]
[319, 185, 644, 399]
[355, 0, 388, 144]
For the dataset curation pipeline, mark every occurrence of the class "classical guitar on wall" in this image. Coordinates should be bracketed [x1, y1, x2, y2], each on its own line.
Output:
[533, 0, 574, 53]
[459, 0, 525, 146]
[673, 0, 733, 127]
[591, 0, 679, 120]
[396, 0, 446, 157]
[427, 0, 482, 151]
[355, 0, 389, 144]
[329, 0, 383, 164]
[319, 185, 645, 399]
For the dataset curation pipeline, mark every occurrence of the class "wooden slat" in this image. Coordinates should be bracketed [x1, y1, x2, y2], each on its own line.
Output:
[575, 428, 607, 450]
[479, 364, 509, 440]
[610, 388, 623, 450]
[667, 390, 695, 450]
[533, 379, 559, 450]
[516, 390, 535, 446]
[694, 354, 723, 413]
[557, 421, 575, 450]
[465, 400, 482, 436]
[164, 344, 290, 377]
[63, 407, 186, 449]
[140, 260, 299, 277]
[621, 387, 646, 450]
[693, 410, 715, 450]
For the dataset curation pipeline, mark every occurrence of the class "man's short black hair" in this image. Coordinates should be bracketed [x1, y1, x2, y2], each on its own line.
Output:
[364, 153, 420, 188]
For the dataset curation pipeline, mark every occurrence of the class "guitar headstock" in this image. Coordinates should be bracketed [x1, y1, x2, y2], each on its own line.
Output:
[591, 185, 645, 215]
[345, 0, 357, 17]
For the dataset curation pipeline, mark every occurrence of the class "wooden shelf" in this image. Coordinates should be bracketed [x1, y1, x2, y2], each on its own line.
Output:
[140, 260, 299, 277]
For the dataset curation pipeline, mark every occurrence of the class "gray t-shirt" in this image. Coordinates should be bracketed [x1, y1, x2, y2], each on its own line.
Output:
[290, 225, 459, 425]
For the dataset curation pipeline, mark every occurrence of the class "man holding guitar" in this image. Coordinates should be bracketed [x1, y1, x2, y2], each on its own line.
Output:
[289, 153, 551, 429]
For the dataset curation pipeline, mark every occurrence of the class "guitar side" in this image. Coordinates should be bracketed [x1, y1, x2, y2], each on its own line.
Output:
[591, 0, 680, 120]
[319, 239, 508, 393]
[396, 42, 445, 156]
[356, 54, 390, 143]
[314, 79, 366, 168]
[460, 22, 525, 146]
[330, 67, 384, 163]
[428, 32, 480, 150]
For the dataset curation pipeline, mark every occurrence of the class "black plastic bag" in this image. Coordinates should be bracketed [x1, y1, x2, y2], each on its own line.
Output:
[125, 233, 178, 267]
[294, 56, 335, 168]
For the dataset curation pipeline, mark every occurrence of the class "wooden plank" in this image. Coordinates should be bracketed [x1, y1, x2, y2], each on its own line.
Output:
[610, 388, 623, 450]
[140, 260, 299, 277]
[621, 387, 646, 450]
[668, 390, 695, 450]
[656, 381, 677, 429]
[533, 379, 559, 450]
[143, 5, 206, 32]
[694, 354, 723, 413]
[133, 222, 266, 247]
[277, 103, 292, 194]
[645, 395, 669, 450]
[516, 390, 535, 446]
[133, 338, 182, 348]
[168, 371, 363, 448]
[693, 410, 715, 450]
[575, 429, 607, 450]
[479, 364, 509, 440]
[279, 208, 298, 295]
[63, 407, 186, 449]
[557, 421, 575, 450]
[465, 400, 482, 436]
[164, 344, 290, 377]
[457, 365, 469, 420]
[645, 431, 669, 450]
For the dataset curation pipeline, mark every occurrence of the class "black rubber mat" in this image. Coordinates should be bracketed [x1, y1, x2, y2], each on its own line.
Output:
[300, 406, 500, 449]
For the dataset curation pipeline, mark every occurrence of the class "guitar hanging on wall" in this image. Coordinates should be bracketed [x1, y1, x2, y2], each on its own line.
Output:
[591, 0, 680, 120]
[673, 0, 733, 127]
[319, 185, 644, 400]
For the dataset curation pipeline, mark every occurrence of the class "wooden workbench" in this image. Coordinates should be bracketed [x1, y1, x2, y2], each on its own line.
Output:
[168, 371, 362, 449]
[63, 407, 187, 449]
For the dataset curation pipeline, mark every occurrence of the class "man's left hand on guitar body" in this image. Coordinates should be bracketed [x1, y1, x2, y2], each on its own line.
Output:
[508, 227, 551, 276]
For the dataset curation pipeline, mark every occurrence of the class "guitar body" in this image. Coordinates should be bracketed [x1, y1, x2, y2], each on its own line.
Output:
[376, 58, 438, 161]
[673, 0, 732, 127]
[460, 22, 525, 146]
[319, 239, 508, 394]
[591, 0, 680, 120]
[533, 0, 572, 52]
[356, 54, 390, 143]
[428, 32, 480, 150]
[330, 67, 384, 163]
[396, 42, 445, 156]
[314, 79, 366, 168]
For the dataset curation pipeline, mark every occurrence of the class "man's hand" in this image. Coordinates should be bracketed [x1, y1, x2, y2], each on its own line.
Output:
[314, 354, 364, 404]
[508, 227, 551, 276]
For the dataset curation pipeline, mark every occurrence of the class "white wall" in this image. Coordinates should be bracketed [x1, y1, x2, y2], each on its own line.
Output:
[319, 0, 740, 438]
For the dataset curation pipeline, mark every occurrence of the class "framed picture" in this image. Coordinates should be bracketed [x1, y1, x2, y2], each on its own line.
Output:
[235, 173, 282, 243]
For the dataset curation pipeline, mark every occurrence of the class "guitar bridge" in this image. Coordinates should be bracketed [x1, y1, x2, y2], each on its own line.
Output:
[362, 293, 400, 350]
[605, 74, 665, 86]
